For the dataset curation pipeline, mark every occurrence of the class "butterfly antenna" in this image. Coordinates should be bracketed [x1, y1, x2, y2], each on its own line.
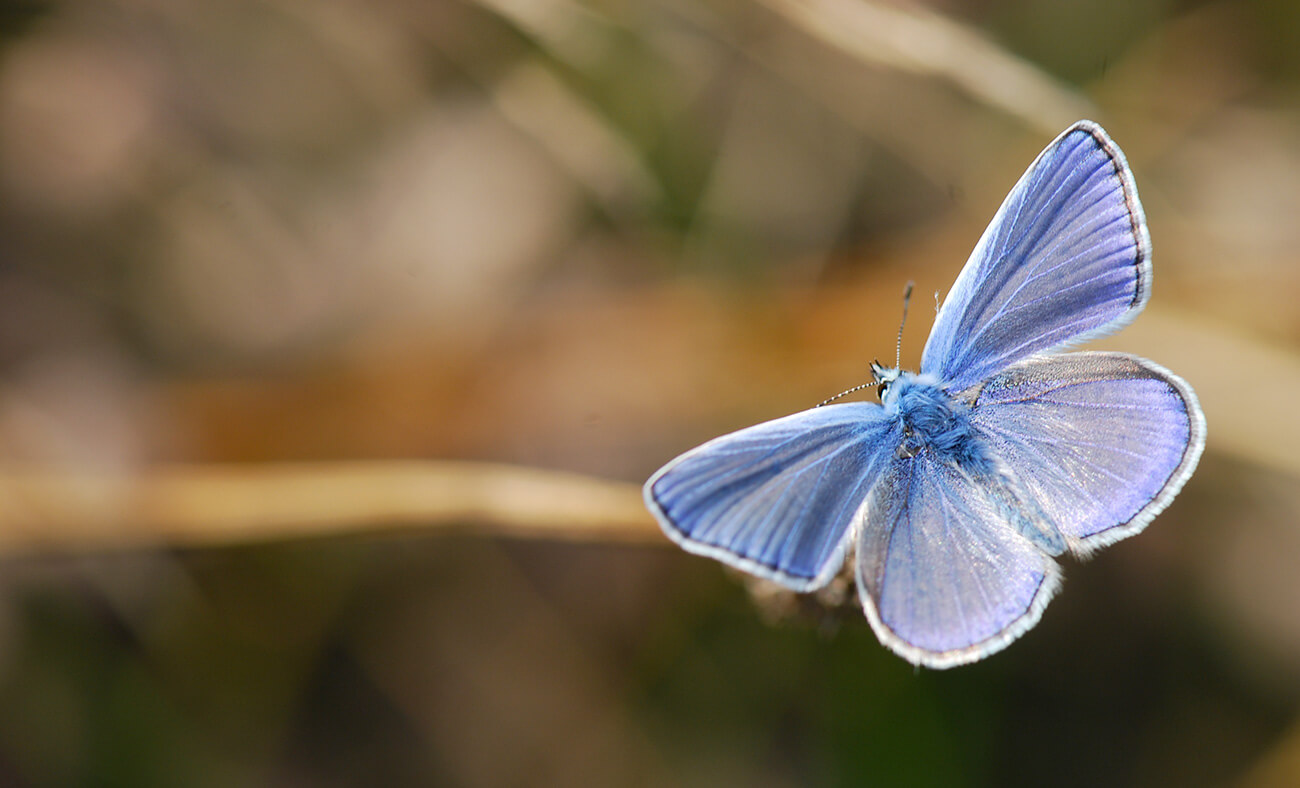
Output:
[816, 282, 915, 408]
[816, 382, 873, 408]
[895, 281, 914, 369]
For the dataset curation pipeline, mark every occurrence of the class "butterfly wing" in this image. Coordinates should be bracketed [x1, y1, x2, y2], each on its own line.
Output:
[856, 450, 1062, 668]
[965, 352, 1205, 554]
[645, 403, 896, 591]
[921, 121, 1151, 392]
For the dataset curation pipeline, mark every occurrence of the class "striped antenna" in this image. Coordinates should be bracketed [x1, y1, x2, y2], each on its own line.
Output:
[816, 282, 915, 408]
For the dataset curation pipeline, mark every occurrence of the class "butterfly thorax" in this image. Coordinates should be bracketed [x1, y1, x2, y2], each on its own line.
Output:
[879, 371, 994, 475]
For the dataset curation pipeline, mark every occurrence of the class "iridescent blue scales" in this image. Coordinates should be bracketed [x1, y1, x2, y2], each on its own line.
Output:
[644, 122, 1206, 668]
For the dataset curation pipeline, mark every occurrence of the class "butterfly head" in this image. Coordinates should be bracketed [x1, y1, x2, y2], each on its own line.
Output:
[870, 360, 902, 401]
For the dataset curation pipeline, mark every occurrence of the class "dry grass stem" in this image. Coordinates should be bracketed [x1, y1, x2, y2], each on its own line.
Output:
[0, 461, 658, 556]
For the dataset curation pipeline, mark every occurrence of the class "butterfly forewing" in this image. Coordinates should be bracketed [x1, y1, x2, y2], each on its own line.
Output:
[921, 121, 1151, 392]
[645, 403, 896, 591]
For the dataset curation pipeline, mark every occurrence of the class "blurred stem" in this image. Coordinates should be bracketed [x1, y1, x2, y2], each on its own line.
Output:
[0, 461, 657, 556]
[754, 0, 1095, 135]
[0, 308, 1267, 557]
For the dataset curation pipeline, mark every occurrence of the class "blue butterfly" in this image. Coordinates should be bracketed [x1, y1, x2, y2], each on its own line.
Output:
[644, 121, 1206, 668]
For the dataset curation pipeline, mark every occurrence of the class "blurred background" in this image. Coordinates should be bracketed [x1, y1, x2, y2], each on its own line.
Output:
[2, 0, 1300, 784]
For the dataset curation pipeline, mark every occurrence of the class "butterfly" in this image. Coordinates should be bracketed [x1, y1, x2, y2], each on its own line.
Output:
[643, 121, 1206, 668]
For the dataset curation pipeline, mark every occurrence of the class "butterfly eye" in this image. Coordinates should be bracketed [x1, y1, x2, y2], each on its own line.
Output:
[871, 360, 900, 401]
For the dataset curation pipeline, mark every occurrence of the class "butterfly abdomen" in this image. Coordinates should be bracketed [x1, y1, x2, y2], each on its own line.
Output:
[887, 373, 996, 475]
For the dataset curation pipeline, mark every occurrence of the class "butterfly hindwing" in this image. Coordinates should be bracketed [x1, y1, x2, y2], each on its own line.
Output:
[645, 403, 896, 591]
[966, 352, 1206, 554]
[921, 121, 1151, 392]
[856, 451, 1062, 668]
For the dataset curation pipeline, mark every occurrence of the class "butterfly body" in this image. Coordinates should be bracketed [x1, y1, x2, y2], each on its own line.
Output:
[882, 371, 987, 470]
[645, 121, 1205, 668]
